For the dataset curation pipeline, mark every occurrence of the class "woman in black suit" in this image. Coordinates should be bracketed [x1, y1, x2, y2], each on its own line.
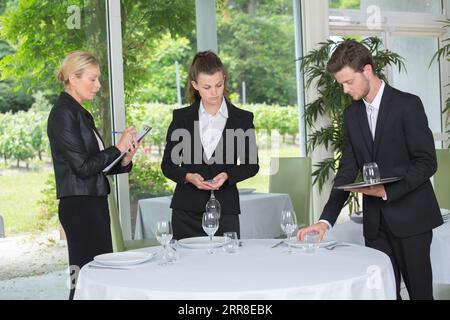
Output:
[47, 51, 139, 300]
[161, 51, 259, 240]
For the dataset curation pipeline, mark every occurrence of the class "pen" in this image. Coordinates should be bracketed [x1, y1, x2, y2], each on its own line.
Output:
[112, 130, 123, 134]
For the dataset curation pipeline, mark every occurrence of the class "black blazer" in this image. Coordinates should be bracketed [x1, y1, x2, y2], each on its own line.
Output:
[321, 84, 443, 239]
[161, 99, 259, 214]
[47, 92, 132, 199]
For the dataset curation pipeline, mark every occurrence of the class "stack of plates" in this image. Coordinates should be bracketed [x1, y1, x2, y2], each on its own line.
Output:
[178, 236, 227, 249]
[93, 252, 155, 266]
[442, 211, 450, 223]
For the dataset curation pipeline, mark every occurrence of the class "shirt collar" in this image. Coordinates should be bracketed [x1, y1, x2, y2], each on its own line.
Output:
[199, 98, 228, 118]
[363, 80, 385, 111]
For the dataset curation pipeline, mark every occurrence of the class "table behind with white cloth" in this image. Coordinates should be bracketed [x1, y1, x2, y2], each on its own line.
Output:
[329, 209, 450, 284]
[74, 239, 396, 300]
[135, 192, 294, 240]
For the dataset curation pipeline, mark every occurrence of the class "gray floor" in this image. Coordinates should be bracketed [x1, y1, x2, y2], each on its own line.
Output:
[0, 269, 69, 300]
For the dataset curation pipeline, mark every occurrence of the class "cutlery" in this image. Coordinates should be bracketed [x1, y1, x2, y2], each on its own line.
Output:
[271, 240, 285, 248]
[324, 243, 350, 250]
[89, 264, 130, 270]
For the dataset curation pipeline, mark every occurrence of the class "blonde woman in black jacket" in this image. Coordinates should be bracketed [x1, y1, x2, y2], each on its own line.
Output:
[47, 51, 139, 300]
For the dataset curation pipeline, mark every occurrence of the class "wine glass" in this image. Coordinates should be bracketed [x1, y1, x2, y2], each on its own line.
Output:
[206, 191, 221, 218]
[155, 221, 173, 265]
[280, 210, 297, 254]
[202, 211, 220, 254]
[363, 162, 381, 184]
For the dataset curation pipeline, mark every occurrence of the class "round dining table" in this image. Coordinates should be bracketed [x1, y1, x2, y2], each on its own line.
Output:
[74, 239, 396, 300]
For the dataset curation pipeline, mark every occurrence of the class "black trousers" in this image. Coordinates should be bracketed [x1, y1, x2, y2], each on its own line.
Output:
[172, 209, 240, 240]
[365, 215, 433, 300]
[59, 196, 113, 300]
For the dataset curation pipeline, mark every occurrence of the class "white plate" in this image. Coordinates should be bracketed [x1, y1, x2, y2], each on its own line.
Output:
[284, 236, 337, 249]
[93, 252, 155, 266]
[178, 236, 227, 249]
[238, 188, 256, 195]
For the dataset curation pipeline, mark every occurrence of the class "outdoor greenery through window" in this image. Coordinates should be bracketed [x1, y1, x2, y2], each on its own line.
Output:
[122, 0, 301, 234]
[0, 0, 111, 236]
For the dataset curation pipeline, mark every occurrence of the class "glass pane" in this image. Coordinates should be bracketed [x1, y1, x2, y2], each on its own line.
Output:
[0, 0, 109, 293]
[330, 0, 443, 14]
[330, 0, 361, 10]
[217, 0, 300, 193]
[389, 37, 442, 142]
[120, 0, 196, 236]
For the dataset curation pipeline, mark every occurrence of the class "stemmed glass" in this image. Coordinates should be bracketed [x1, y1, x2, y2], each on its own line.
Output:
[280, 210, 297, 254]
[155, 221, 173, 265]
[206, 191, 221, 217]
[202, 211, 220, 254]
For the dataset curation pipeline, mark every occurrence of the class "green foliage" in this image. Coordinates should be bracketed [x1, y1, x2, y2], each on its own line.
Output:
[30, 90, 55, 112]
[217, 3, 296, 105]
[0, 80, 34, 113]
[128, 154, 173, 202]
[136, 34, 192, 104]
[36, 173, 59, 229]
[0, 39, 15, 59]
[0, 0, 196, 125]
[127, 103, 176, 155]
[0, 171, 54, 234]
[301, 37, 405, 209]
[121, 0, 195, 101]
[329, 0, 360, 10]
[0, 110, 48, 165]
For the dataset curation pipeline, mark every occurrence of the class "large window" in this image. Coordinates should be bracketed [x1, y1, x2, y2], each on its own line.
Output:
[329, 0, 447, 146]
[331, 0, 443, 14]
[216, 0, 300, 193]
[119, 0, 303, 238]
[389, 37, 442, 137]
[118, 0, 196, 236]
[0, 0, 111, 278]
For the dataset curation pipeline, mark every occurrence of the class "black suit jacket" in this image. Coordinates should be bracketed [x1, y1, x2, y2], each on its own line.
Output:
[161, 99, 259, 214]
[47, 92, 132, 199]
[321, 84, 443, 239]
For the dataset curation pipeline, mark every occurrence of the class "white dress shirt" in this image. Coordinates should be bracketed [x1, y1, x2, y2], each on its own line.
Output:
[363, 80, 385, 140]
[198, 98, 228, 160]
[319, 81, 387, 230]
[93, 130, 105, 151]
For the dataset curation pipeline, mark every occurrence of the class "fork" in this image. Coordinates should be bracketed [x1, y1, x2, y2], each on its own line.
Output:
[271, 240, 285, 248]
[324, 243, 350, 250]
[89, 264, 130, 270]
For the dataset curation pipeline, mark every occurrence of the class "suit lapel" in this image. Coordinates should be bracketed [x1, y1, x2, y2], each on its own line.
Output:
[356, 100, 374, 157]
[185, 100, 203, 164]
[373, 84, 393, 158]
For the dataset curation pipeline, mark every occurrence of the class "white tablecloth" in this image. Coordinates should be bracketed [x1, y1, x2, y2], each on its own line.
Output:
[329, 210, 450, 284]
[135, 193, 294, 240]
[74, 239, 396, 300]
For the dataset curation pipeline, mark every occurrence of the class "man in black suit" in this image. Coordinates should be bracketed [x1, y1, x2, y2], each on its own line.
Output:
[297, 40, 443, 299]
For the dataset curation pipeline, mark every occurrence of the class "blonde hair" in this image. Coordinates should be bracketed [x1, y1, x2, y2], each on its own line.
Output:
[56, 51, 99, 84]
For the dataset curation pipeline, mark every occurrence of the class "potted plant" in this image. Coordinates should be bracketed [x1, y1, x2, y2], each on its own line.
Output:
[301, 37, 405, 215]
[430, 18, 450, 147]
